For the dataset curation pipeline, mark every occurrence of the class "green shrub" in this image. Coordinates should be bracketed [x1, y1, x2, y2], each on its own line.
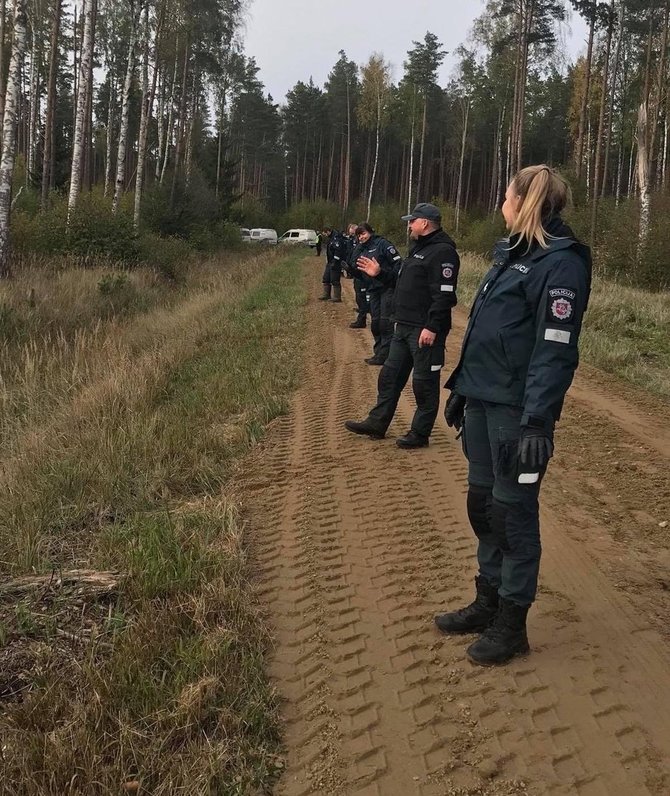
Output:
[138, 234, 193, 282]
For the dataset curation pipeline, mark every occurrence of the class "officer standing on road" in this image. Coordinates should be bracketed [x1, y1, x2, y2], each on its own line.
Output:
[344, 225, 368, 329]
[315, 230, 322, 257]
[435, 165, 592, 666]
[319, 226, 347, 302]
[353, 223, 402, 361]
[344, 203, 459, 448]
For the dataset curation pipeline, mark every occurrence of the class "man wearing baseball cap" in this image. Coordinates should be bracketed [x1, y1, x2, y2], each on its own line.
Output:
[344, 202, 460, 448]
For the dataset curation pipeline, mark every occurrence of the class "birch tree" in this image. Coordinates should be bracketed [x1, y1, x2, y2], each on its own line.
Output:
[67, 0, 95, 223]
[358, 54, 391, 221]
[0, 0, 28, 276]
[112, 0, 141, 214]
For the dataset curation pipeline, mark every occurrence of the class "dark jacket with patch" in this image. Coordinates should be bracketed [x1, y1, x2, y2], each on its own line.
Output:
[446, 219, 592, 428]
[348, 234, 402, 288]
[373, 228, 460, 333]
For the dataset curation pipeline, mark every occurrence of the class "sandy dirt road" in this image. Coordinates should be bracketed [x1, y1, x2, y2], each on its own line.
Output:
[242, 258, 670, 795]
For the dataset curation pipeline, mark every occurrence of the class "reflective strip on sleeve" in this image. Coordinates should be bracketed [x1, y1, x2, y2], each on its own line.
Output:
[544, 328, 571, 344]
[431, 364, 442, 372]
[440, 284, 454, 292]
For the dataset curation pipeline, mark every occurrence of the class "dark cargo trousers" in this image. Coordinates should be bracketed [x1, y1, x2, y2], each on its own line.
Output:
[461, 399, 550, 606]
[367, 323, 446, 440]
[322, 260, 341, 286]
[353, 277, 368, 324]
[368, 287, 394, 360]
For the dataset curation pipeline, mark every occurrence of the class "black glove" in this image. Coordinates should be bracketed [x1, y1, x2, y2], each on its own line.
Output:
[444, 392, 466, 430]
[518, 427, 554, 470]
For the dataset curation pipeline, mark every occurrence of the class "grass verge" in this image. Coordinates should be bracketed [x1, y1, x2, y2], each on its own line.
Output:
[457, 253, 670, 400]
[0, 249, 306, 794]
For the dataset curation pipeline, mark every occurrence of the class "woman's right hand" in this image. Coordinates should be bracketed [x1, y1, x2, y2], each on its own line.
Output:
[357, 256, 381, 277]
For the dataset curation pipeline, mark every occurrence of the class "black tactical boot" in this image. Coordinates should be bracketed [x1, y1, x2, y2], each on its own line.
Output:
[344, 419, 386, 439]
[318, 285, 331, 301]
[365, 355, 386, 365]
[331, 285, 342, 302]
[466, 597, 530, 666]
[434, 576, 499, 634]
[349, 317, 366, 328]
[396, 430, 429, 449]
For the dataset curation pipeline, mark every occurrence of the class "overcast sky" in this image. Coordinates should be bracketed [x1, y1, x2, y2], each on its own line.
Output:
[243, 0, 589, 104]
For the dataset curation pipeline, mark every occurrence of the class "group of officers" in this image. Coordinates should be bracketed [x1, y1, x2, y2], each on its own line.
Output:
[318, 221, 404, 365]
[310, 169, 592, 668]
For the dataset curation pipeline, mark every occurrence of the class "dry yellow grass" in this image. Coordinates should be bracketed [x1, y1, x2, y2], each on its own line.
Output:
[0, 248, 304, 794]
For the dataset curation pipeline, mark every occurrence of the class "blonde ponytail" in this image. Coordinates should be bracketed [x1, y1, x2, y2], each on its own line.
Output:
[508, 165, 571, 251]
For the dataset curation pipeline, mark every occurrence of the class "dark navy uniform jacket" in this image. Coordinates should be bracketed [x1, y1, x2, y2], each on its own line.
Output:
[326, 231, 348, 265]
[353, 234, 402, 290]
[371, 228, 460, 334]
[446, 219, 592, 429]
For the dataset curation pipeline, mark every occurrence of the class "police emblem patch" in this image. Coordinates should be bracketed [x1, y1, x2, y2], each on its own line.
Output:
[547, 287, 576, 323]
[550, 297, 573, 320]
[442, 265, 453, 279]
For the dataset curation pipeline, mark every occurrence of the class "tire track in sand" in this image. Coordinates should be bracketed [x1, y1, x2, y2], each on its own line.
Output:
[242, 259, 670, 795]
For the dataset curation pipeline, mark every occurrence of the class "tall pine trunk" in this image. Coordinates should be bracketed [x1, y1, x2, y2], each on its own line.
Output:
[590, 1, 615, 249]
[575, 10, 595, 181]
[416, 94, 427, 199]
[41, 0, 60, 209]
[170, 38, 189, 205]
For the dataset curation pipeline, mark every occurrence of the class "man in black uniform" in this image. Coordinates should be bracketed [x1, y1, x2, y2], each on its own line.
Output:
[342, 224, 368, 328]
[351, 223, 402, 348]
[319, 227, 347, 302]
[344, 203, 460, 448]
[315, 231, 322, 257]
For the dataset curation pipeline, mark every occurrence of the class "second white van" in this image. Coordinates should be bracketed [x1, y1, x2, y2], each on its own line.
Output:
[250, 228, 278, 245]
[278, 229, 318, 247]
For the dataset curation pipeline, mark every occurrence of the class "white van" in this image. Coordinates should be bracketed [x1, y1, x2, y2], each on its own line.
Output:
[240, 227, 251, 243]
[278, 229, 318, 247]
[250, 228, 278, 245]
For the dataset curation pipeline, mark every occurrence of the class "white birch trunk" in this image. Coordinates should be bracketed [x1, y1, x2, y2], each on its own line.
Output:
[133, 5, 151, 231]
[366, 92, 381, 222]
[455, 99, 469, 235]
[160, 48, 179, 185]
[0, 0, 28, 276]
[112, 3, 140, 214]
[155, 66, 165, 180]
[636, 102, 650, 257]
[67, 0, 93, 224]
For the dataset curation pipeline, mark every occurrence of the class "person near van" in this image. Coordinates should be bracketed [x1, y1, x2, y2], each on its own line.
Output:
[344, 203, 459, 448]
[435, 165, 592, 666]
[315, 231, 322, 257]
[353, 223, 401, 358]
[319, 227, 347, 302]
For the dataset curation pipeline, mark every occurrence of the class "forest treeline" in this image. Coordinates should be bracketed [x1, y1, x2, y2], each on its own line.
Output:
[0, 0, 668, 287]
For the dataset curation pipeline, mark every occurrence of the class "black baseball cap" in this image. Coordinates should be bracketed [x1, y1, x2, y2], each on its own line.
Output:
[401, 202, 441, 223]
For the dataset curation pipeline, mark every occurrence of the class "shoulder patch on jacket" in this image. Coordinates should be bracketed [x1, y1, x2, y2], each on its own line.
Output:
[547, 287, 576, 323]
